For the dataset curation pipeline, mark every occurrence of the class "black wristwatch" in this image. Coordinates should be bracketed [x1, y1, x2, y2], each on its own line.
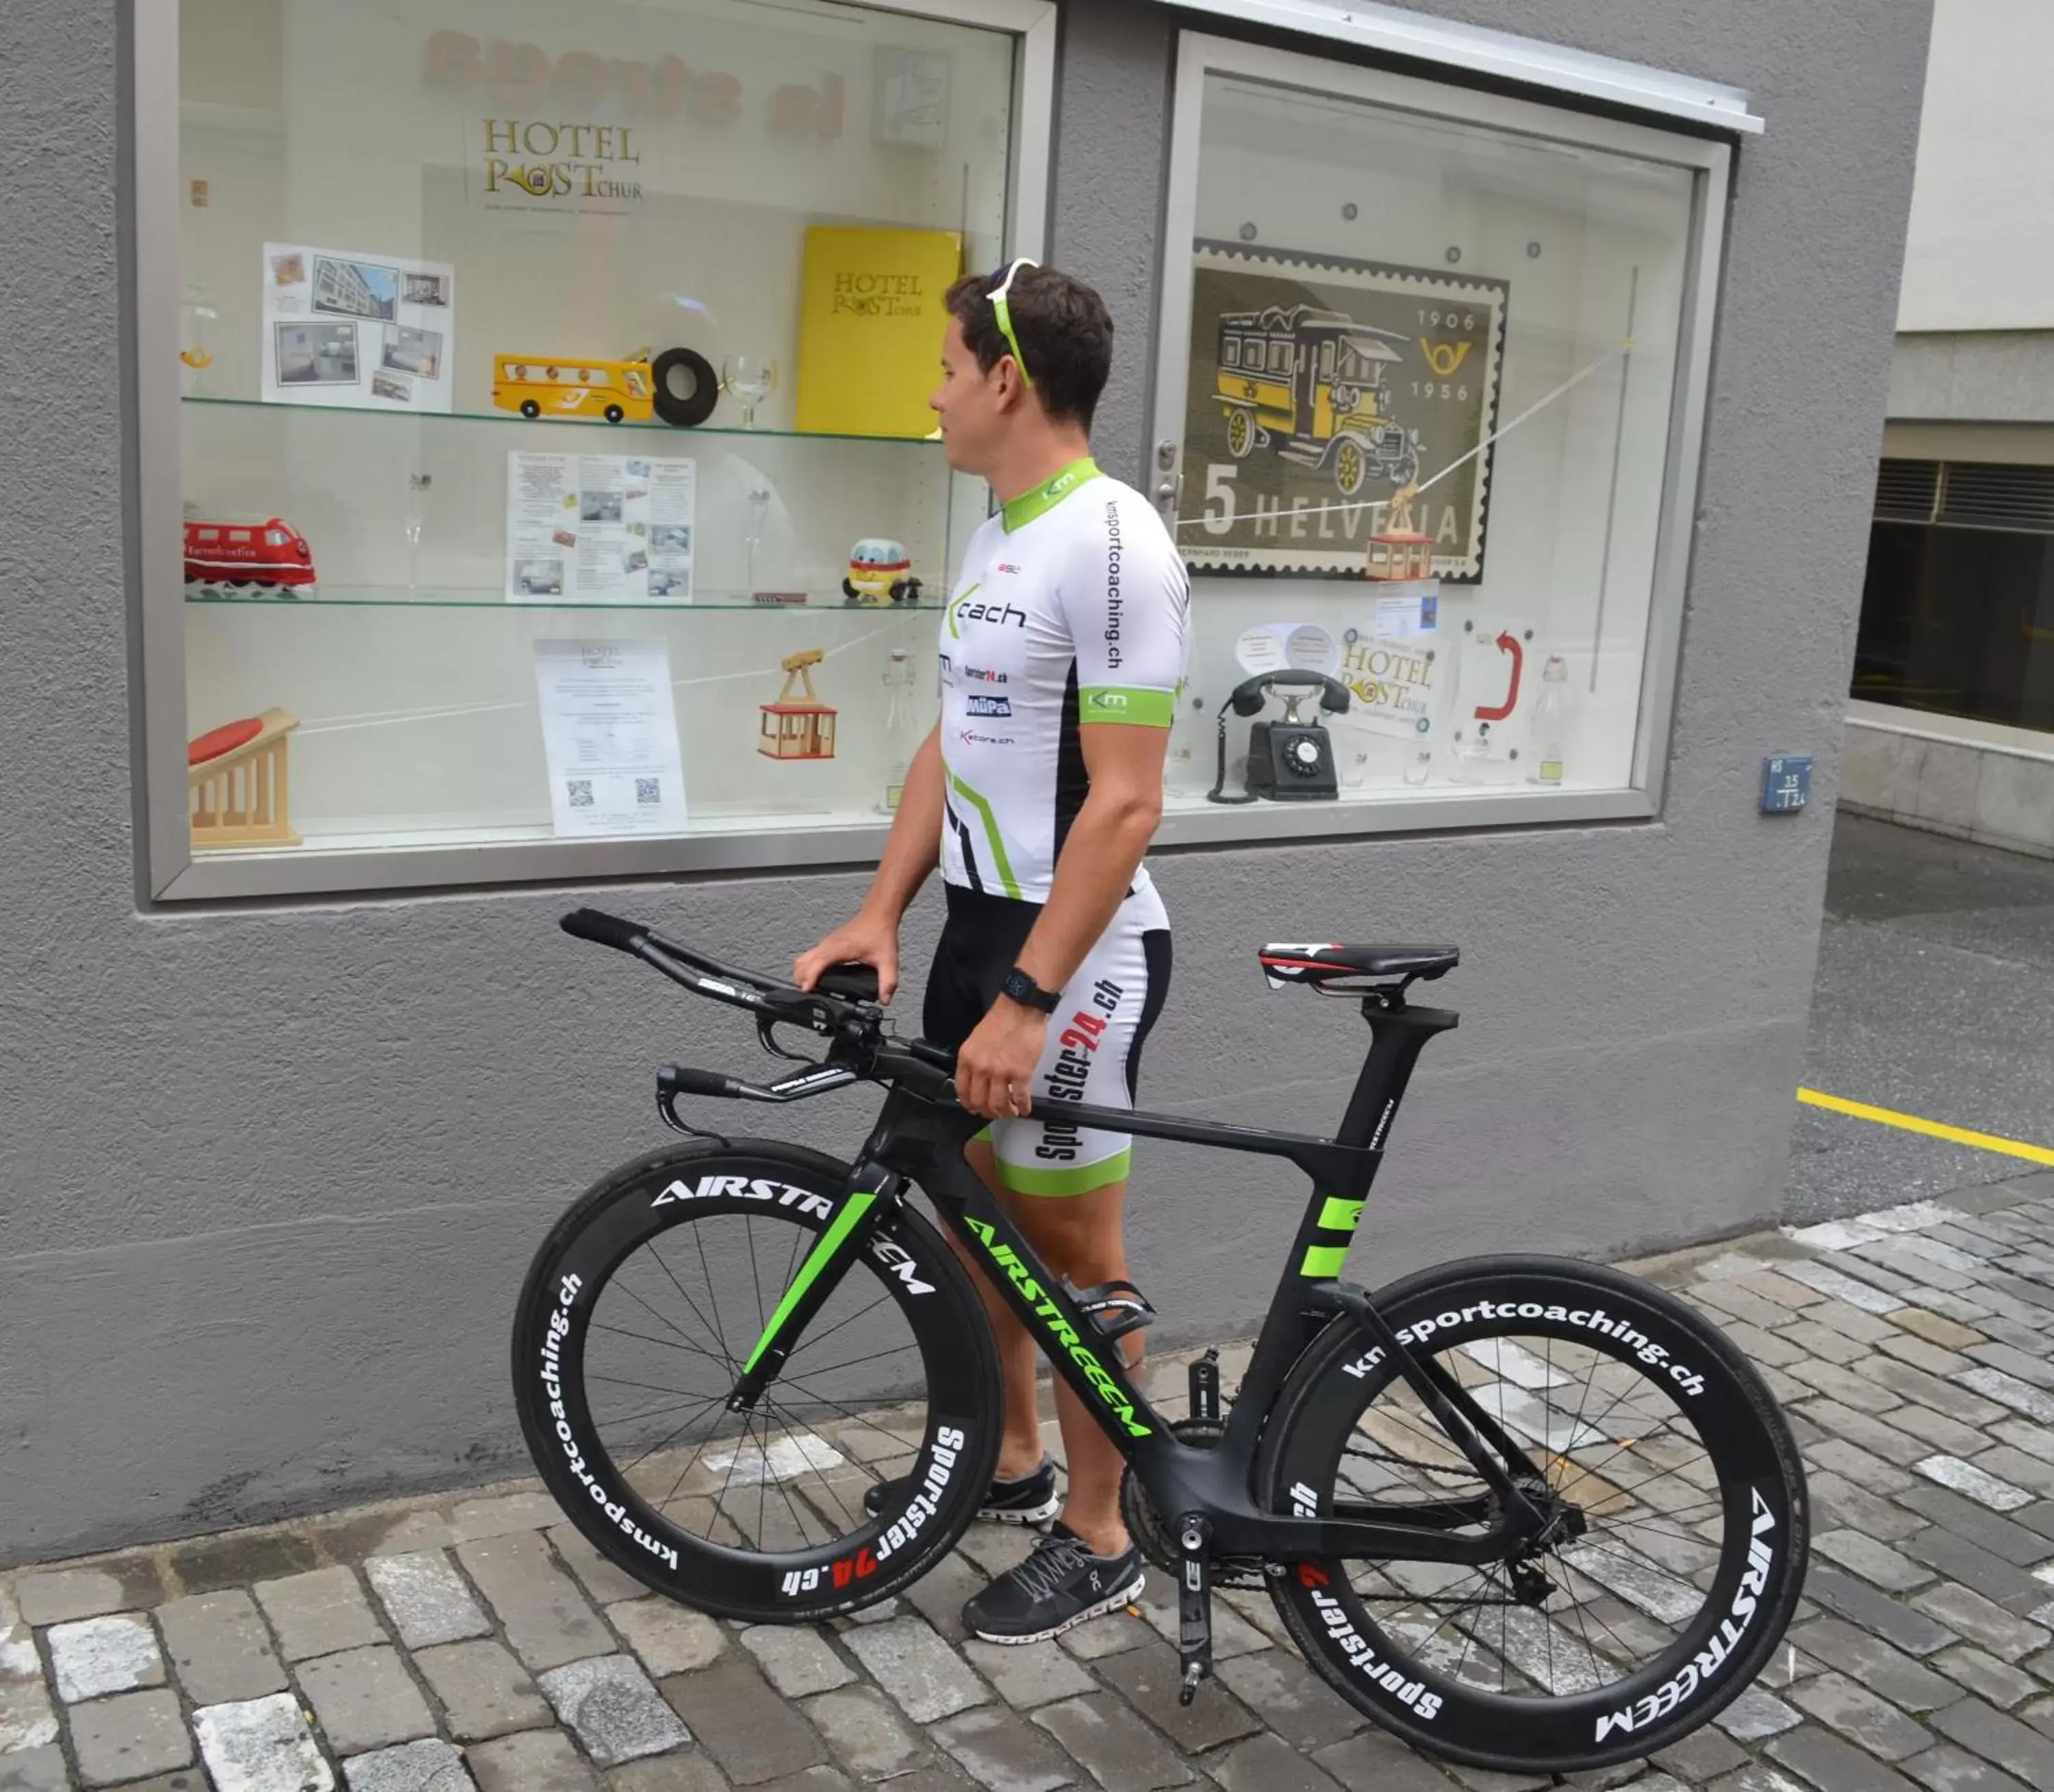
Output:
[1000, 967, 1061, 1014]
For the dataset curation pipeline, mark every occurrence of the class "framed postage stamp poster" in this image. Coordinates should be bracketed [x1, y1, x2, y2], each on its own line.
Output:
[1180, 241, 1507, 581]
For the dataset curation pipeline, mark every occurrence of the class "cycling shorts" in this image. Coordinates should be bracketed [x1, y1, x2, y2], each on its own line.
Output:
[923, 881, 1171, 1196]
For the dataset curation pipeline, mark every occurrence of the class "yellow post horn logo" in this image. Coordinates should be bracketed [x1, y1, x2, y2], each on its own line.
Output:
[1419, 340, 1473, 378]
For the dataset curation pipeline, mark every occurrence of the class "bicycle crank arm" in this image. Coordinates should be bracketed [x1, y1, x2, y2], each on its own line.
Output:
[1177, 1513, 1213, 1706]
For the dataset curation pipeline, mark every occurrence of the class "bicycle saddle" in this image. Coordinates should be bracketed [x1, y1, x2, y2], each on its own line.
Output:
[1258, 941, 1459, 989]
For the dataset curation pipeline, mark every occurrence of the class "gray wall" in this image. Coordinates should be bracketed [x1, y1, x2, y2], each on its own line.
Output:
[0, 0, 1931, 1563]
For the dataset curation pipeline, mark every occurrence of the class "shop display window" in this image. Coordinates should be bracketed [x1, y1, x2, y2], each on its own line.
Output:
[140, 0, 1052, 897]
[1148, 38, 1732, 843]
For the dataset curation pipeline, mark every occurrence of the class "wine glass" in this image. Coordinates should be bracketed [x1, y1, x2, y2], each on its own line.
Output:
[724, 353, 778, 429]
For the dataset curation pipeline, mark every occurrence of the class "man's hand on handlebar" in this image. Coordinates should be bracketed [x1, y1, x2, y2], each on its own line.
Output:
[794, 908, 901, 1004]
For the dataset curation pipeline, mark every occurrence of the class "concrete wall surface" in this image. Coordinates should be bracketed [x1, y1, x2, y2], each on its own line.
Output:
[0, 0, 1931, 1560]
[1898, 0, 2054, 334]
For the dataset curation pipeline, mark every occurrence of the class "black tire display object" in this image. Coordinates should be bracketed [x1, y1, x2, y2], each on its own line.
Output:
[652, 347, 720, 428]
[514, 1140, 1002, 1622]
[1257, 1256, 1808, 1774]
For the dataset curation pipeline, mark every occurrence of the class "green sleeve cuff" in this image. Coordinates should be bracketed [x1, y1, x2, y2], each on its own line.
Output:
[1079, 686, 1174, 728]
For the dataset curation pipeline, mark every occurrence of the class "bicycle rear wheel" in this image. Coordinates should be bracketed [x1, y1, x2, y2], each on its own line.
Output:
[513, 1140, 1001, 1622]
[1258, 1256, 1808, 1774]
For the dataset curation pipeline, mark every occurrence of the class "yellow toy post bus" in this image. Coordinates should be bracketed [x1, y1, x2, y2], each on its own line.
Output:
[493, 355, 655, 424]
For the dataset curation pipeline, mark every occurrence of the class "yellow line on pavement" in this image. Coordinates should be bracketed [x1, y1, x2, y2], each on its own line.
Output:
[1797, 1087, 2054, 1168]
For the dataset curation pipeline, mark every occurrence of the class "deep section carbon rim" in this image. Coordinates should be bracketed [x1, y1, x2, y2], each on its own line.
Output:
[516, 1148, 998, 1621]
[1265, 1262, 1805, 1772]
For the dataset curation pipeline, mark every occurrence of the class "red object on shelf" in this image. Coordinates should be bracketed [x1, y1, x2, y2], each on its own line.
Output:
[188, 716, 266, 766]
[184, 515, 318, 589]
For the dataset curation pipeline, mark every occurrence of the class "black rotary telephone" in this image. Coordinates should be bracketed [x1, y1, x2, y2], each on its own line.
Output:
[1206, 671, 1352, 804]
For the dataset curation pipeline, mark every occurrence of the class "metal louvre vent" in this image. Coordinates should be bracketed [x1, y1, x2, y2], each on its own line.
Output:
[1875, 459, 1940, 522]
[1939, 462, 2054, 532]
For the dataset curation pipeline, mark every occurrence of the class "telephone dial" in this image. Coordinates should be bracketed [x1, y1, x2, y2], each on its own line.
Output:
[1206, 671, 1352, 804]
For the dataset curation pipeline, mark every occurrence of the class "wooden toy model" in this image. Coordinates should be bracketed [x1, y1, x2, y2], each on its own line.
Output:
[188, 708, 301, 847]
[759, 650, 838, 760]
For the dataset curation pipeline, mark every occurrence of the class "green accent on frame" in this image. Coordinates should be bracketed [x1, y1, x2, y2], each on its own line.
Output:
[1079, 686, 1175, 728]
[1317, 1196, 1365, 1233]
[1299, 1244, 1349, 1279]
[998, 1147, 1132, 1197]
[742, 1190, 877, 1372]
[1001, 457, 1101, 532]
[948, 773, 1022, 899]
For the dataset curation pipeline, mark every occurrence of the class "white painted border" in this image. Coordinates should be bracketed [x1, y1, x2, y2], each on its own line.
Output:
[1136, 0, 1762, 134]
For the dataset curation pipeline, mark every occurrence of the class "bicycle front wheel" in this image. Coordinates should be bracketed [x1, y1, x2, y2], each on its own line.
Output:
[1258, 1256, 1808, 1774]
[514, 1140, 1002, 1623]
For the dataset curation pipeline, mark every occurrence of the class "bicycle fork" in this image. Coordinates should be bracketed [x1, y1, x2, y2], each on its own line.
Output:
[726, 1162, 899, 1409]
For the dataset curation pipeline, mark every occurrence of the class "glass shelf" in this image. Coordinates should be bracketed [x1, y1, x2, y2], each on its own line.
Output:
[183, 394, 945, 448]
[185, 585, 945, 611]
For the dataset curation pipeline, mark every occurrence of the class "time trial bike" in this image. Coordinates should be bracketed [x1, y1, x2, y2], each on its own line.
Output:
[514, 907, 1808, 1777]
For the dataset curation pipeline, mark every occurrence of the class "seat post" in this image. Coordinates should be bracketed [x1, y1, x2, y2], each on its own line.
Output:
[1333, 996, 1460, 1151]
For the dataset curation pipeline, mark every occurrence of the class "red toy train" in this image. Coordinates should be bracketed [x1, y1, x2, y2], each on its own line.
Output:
[184, 516, 318, 593]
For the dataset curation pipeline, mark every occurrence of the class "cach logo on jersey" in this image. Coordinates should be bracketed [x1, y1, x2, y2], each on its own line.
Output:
[946, 581, 1027, 641]
[967, 693, 1012, 718]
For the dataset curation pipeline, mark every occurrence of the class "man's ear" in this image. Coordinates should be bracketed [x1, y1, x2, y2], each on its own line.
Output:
[993, 357, 1029, 411]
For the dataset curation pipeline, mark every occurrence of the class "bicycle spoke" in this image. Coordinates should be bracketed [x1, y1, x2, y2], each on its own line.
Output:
[589, 1320, 730, 1365]
[689, 1225, 735, 1372]
[748, 1215, 768, 1339]
[786, 1291, 895, 1359]
[786, 1340, 922, 1381]
[639, 1238, 733, 1368]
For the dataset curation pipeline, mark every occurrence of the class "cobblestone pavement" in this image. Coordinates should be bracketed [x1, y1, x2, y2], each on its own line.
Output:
[8, 1170, 2054, 1792]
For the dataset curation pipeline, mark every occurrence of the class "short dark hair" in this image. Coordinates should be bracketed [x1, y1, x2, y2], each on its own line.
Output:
[944, 263, 1114, 429]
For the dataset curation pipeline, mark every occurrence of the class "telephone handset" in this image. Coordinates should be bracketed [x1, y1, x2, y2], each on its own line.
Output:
[1206, 671, 1352, 804]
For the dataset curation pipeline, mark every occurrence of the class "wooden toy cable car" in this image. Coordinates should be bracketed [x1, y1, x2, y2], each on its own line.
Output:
[759, 649, 837, 760]
[188, 708, 301, 848]
[185, 517, 318, 593]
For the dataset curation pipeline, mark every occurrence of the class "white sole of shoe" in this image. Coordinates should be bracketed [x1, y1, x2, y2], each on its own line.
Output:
[982, 1492, 1062, 1526]
[967, 1570, 1149, 1646]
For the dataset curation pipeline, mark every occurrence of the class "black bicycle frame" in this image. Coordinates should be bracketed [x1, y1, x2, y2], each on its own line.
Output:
[735, 992, 1551, 1567]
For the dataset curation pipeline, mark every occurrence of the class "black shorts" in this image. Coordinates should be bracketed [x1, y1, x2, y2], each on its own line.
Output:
[924, 882, 1171, 1196]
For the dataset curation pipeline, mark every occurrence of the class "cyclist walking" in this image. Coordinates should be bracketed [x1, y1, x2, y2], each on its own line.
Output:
[795, 260, 1189, 1643]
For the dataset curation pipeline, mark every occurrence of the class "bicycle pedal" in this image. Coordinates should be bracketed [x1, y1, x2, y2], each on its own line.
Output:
[1189, 1348, 1221, 1424]
[1063, 1276, 1156, 1342]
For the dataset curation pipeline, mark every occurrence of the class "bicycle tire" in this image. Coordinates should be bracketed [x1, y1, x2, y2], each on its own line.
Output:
[1256, 1255, 1808, 1774]
[513, 1139, 1002, 1623]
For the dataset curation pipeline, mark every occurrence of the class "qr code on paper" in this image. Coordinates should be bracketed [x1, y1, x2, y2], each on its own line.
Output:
[635, 777, 661, 806]
[567, 779, 594, 808]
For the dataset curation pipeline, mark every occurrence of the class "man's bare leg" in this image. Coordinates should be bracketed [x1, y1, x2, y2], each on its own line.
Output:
[946, 1142, 1139, 1550]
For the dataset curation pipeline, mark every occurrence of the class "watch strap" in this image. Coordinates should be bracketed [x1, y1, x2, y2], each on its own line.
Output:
[1000, 967, 1061, 1014]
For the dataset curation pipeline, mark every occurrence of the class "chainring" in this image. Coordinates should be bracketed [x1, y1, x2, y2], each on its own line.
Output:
[1119, 1418, 1265, 1588]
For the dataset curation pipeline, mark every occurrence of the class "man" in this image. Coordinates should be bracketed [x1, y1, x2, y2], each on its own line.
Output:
[794, 260, 1188, 1643]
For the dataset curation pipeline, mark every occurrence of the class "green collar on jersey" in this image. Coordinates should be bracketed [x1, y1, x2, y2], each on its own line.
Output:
[1000, 457, 1102, 533]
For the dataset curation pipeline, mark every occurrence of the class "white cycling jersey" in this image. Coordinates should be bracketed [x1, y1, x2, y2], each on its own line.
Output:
[937, 457, 1190, 904]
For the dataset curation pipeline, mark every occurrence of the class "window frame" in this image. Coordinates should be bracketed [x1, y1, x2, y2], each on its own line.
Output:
[131, 0, 1058, 901]
[1147, 29, 1738, 849]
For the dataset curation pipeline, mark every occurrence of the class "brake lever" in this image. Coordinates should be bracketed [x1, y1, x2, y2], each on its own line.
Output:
[757, 1014, 813, 1062]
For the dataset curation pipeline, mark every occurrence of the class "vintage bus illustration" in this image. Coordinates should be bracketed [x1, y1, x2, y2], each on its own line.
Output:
[1214, 305, 1425, 498]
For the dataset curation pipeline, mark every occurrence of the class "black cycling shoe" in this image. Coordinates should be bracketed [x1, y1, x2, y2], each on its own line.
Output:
[863, 1456, 1061, 1527]
[962, 1522, 1148, 1644]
